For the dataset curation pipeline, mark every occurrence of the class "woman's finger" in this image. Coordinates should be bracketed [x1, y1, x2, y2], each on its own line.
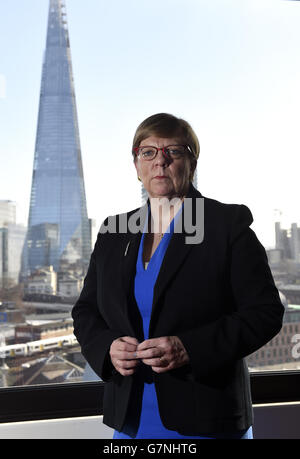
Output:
[121, 336, 140, 346]
[141, 357, 168, 367]
[136, 346, 163, 360]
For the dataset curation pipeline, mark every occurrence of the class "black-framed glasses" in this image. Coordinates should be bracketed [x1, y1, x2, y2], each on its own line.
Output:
[134, 145, 193, 161]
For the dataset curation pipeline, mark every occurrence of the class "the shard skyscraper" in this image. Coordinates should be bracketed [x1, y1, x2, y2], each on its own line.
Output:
[22, 0, 91, 276]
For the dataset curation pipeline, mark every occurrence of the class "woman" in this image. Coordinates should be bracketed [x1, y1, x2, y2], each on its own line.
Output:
[72, 113, 284, 439]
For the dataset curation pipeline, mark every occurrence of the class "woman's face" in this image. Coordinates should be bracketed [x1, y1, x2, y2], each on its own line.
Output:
[134, 136, 195, 199]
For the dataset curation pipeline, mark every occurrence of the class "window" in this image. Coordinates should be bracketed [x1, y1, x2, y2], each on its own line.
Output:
[1, 0, 300, 399]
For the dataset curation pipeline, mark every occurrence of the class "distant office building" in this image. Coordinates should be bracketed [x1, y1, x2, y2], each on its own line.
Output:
[15, 317, 73, 343]
[274, 221, 299, 262]
[279, 285, 300, 305]
[291, 223, 300, 263]
[24, 266, 57, 298]
[0, 201, 16, 227]
[0, 224, 27, 287]
[25, 223, 59, 272]
[58, 273, 84, 299]
[0, 306, 25, 327]
[0, 201, 26, 287]
[267, 248, 282, 265]
[275, 221, 285, 252]
[247, 303, 300, 369]
[22, 0, 91, 277]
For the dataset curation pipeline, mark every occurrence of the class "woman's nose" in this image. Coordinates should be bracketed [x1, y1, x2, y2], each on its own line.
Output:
[154, 148, 169, 165]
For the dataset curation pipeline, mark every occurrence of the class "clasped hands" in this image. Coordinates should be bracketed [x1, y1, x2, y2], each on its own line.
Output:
[109, 336, 190, 377]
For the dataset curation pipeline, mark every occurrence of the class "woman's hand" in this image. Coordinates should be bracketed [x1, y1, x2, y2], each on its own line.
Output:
[136, 336, 190, 373]
[109, 336, 140, 376]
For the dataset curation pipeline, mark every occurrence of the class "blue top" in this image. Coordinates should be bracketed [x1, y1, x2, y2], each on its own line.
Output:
[113, 205, 253, 439]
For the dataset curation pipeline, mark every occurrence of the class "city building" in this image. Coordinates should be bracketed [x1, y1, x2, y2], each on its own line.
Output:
[57, 272, 83, 299]
[24, 266, 57, 299]
[274, 220, 300, 263]
[0, 303, 25, 328]
[0, 201, 27, 287]
[0, 201, 16, 227]
[22, 0, 91, 278]
[247, 304, 300, 369]
[278, 285, 300, 305]
[15, 316, 74, 343]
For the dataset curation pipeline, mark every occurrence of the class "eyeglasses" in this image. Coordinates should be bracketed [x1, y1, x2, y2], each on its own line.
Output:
[134, 145, 193, 161]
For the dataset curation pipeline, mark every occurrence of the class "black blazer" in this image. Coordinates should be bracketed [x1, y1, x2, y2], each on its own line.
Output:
[72, 183, 284, 435]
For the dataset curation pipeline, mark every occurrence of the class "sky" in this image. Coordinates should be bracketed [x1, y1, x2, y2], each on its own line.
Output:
[0, 0, 300, 249]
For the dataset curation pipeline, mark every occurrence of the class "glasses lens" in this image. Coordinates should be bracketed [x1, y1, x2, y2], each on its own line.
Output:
[165, 146, 186, 158]
[138, 147, 157, 160]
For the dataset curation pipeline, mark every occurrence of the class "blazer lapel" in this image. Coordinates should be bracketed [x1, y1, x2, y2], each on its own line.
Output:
[121, 202, 148, 298]
[120, 202, 148, 340]
[119, 184, 204, 340]
[149, 184, 204, 337]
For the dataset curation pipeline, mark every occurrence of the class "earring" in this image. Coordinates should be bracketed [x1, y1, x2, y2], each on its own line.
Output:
[138, 176, 142, 182]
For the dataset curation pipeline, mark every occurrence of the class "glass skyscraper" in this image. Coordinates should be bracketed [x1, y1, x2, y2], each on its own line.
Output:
[22, 0, 90, 276]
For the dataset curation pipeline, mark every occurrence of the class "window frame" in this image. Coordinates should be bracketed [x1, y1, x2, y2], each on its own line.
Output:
[0, 371, 300, 424]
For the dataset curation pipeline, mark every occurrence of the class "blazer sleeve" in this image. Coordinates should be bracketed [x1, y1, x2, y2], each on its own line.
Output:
[71, 228, 124, 382]
[177, 204, 285, 379]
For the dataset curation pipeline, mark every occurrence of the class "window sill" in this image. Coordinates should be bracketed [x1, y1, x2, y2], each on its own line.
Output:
[1, 371, 300, 424]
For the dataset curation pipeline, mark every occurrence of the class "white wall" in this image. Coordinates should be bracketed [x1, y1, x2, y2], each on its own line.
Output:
[0, 415, 114, 439]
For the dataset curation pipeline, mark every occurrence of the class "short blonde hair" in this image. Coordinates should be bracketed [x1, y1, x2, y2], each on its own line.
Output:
[132, 113, 200, 162]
